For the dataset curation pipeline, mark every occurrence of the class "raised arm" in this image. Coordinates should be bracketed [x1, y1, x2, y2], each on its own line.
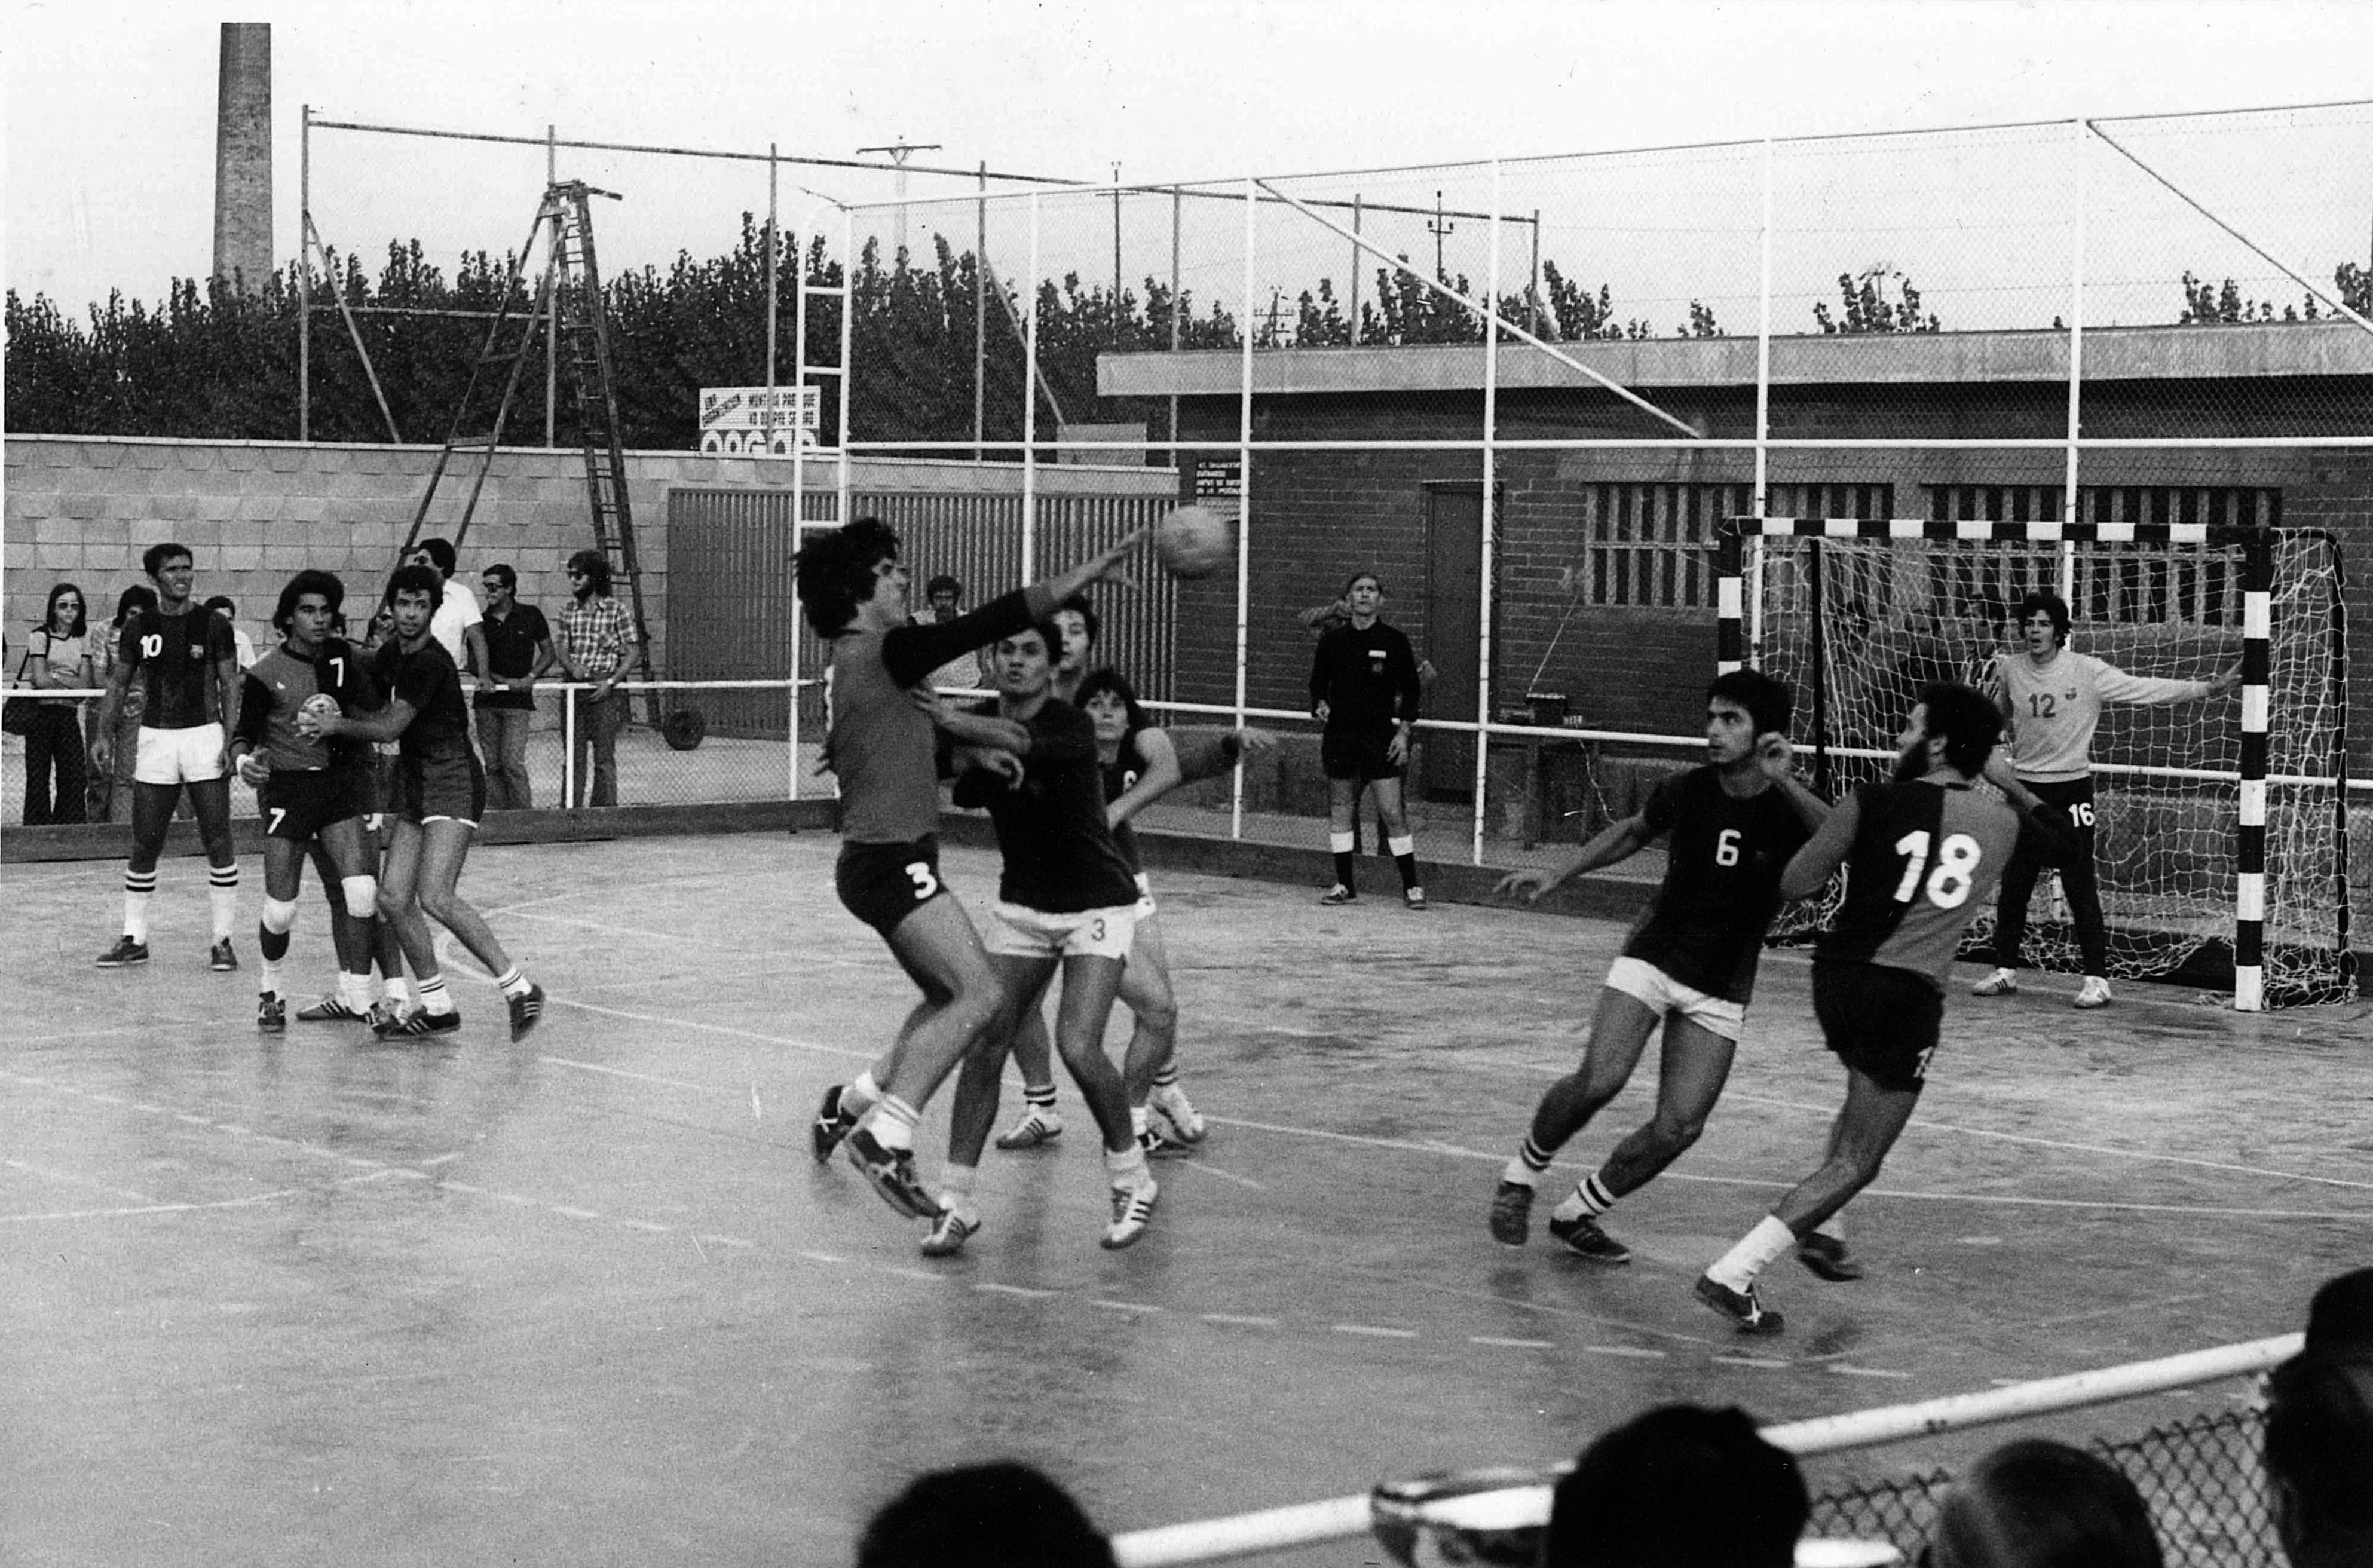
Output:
[1780, 789, 1863, 901]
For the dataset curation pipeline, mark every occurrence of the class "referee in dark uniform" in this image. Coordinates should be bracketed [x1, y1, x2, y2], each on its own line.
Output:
[1308, 571, 1426, 907]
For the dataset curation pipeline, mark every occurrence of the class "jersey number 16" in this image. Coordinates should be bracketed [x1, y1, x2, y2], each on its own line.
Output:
[1891, 830, 1983, 909]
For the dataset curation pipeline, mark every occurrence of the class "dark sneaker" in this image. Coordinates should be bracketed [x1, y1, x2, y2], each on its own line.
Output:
[1797, 1232, 1866, 1282]
[295, 994, 368, 1023]
[993, 1110, 1063, 1151]
[1100, 1180, 1159, 1250]
[363, 998, 405, 1034]
[1488, 1181, 1535, 1247]
[256, 992, 287, 1033]
[1548, 1212, 1632, 1265]
[1318, 884, 1357, 906]
[210, 939, 239, 972]
[1138, 1126, 1195, 1161]
[1695, 1274, 1786, 1335]
[96, 936, 150, 968]
[375, 1006, 463, 1039]
[812, 1084, 859, 1163]
[920, 1205, 981, 1257]
[506, 982, 546, 1042]
[844, 1126, 937, 1219]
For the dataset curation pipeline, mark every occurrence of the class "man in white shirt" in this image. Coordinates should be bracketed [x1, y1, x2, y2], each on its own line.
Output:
[406, 537, 485, 679]
[1971, 589, 2239, 1009]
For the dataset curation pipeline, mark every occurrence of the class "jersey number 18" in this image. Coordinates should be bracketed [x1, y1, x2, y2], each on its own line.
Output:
[1890, 830, 1982, 909]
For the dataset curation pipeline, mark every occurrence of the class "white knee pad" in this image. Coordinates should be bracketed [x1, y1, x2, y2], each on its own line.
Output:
[341, 876, 379, 917]
[261, 897, 299, 935]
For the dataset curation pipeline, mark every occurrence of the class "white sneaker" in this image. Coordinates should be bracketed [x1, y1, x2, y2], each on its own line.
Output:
[1149, 1084, 1207, 1144]
[1971, 967, 2019, 997]
[2074, 976, 2114, 1009]
[993, 1108, 1063, 1150]
[1100, 1180, 1159, 1250]
[920, 1204, 981, 1257]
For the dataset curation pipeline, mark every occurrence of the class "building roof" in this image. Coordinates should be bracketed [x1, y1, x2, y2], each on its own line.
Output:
[1097, 320, 2373, 398]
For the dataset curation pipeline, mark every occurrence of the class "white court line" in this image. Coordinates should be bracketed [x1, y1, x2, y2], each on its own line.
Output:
[1332, 1324, 1420, 1339]
[0, 1166, 411, 1224]
[1827, 1365, 1916, 1380]
[978, 1282, 1057, 1300]
[540, 1055, 740, 1097]
[2, 1158, 155, 1203]
[1469, 1336, 1555, 1350]
[544, 998, 869, 1062]
[1, 1024, 158, 1048]
[1201, 1312, 1279, 1328]
[1581, 1345, 1670, 1361]
[1091, 1299, 1164, 1314]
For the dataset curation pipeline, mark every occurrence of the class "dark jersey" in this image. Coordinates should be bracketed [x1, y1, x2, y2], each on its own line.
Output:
[235, 637, 382, 774]
[121, 606, 237, 730]
[951, 698, 1140, 914]
[372, 636, 475, 765]
[1816, 779, 2020, 991]
[1309, 619, 1422, 734]
[1621, 766, 1817, 1004]
[1099, 730, 1158, 874]
[474, 603, 552, 710]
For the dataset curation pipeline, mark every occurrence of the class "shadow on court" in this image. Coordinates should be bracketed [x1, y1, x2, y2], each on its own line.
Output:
[4, 831, 2366, 1566]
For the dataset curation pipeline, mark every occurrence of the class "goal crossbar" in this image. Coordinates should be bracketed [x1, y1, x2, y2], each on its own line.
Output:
[1714, 516, 2354, 1013]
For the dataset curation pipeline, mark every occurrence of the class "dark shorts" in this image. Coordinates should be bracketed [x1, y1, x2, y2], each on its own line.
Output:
[1812, 960, 1943, 1094]
[837, 836, 948, 938]
[257, 768, 371, 843]
[1321, 725, 1402, 783]
[394, 754, 487, 828]
[2016, 776, 2099, 865]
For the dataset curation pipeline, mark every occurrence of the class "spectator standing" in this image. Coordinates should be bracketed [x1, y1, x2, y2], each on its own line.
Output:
[1308, 571, 1427, 908]
[470, 564, 555, 811]
[404, 537, 483, 676]
[203, 595, 259, 670]
[555, 549, 641, 809]
[921, 574, 978, 691]
[20, 582, 94, 825]
[87, 584, 157, 822]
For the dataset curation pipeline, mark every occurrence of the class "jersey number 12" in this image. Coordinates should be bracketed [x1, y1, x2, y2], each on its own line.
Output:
[1891, 830, 1983, 909]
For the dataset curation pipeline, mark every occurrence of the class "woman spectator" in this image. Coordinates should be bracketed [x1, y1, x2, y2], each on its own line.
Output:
[20, 582, 95, 825]
[85, 584, 157, 822]
[1922, 1438, 2163, 1568]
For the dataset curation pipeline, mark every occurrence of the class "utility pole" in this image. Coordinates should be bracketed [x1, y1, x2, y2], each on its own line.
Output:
[1427, 189, 1455, 281]
[856, 139, 943, 263]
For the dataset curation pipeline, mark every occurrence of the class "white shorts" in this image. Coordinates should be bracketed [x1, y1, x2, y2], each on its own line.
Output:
[1604, 956, 1746, 1043]
[134, 723, 227, 786]
[1131, 871, 1157, 920]
[986, 901, 1138, 962]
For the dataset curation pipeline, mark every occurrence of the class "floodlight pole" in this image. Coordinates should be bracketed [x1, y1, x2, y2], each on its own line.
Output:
[1471, 160, 1505, 866]
[765, 143, 779, 454]
[2062, 116, 2089, 599]
[857, 139, 942, 264]
[975, 163, 988, 463]
[1349, 194, 1362, 341]
[298, 103, 310, 442]
[546, 125, 559, 449]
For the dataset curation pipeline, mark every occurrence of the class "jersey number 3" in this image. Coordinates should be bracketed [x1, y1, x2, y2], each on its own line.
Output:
[1891, 830, 1983, 909]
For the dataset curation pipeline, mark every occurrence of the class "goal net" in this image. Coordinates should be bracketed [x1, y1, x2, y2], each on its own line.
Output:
[1718, 516, 2354, 1011]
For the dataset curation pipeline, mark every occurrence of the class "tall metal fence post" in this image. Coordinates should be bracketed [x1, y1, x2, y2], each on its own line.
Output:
[1233, 177, 1258, 843]
[298, 104, 311, 443]
[2062, 115, 2090, 596]
[561, 685, 578, 808]
[1470, 160, 1504, 866]
[1022, 194, 1042, 580]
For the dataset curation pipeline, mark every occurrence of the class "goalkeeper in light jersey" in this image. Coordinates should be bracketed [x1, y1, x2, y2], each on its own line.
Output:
[1971, 589, 2239, 1009]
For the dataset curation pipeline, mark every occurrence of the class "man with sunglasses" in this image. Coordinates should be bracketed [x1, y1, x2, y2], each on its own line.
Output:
[471, 564, 556, 812]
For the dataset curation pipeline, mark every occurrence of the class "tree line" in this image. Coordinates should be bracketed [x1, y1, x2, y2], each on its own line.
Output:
[8, 216, 2363, 447]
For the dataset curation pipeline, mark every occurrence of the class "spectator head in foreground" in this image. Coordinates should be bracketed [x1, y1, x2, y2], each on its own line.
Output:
[2263, 1351, 2373, 1568]
[855, 1460, 1114, 1568]
[1542, 1404, 1806, 1568]
[2304, 1266, 2373, 1356]
[1921, 1438, 2162, 1568]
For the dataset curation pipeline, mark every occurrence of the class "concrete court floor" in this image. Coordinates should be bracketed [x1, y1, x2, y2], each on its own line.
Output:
[4, 831, 2368, 1568]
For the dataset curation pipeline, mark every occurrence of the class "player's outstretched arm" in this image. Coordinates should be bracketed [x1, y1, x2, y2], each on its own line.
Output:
[1037, 528, 1150, 605]
[1494, 811, 1655, 902]
[1780, 791, 1861, 901]
[304, 697, 418, 744]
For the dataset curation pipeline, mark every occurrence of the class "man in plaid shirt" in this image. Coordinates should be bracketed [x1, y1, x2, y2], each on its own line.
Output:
[555, 549, 642, 808]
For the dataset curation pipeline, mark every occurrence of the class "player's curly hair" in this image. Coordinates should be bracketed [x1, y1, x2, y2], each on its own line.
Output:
[272, 570, 345, 633]
[385, 563, 445, 614]
[2014, 589, 2072, 639]
[1707, 669, 1793, 739]
[1918, 681, 2004, 777]
[795, 516, 899, 637]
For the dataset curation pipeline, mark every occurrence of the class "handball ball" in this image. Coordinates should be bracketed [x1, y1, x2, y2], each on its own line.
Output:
[1155, 506, 1233, 580]
[299, 693, 341, 728]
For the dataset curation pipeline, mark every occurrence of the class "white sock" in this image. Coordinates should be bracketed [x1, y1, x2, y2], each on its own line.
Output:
[1706, 1215, 1797, 1292]
[417, 976, 455, 1016]
[259, 957, 283, 996]
[866, 1095, 920, 1152]
[338, 972, 373, 1010]
[938, 1163, 978, 1215]
[382, 977, 411, 1008]
[124, 890, 152, 944]
[845, 1071, 883, 1117]
[208, 877, 239, 942]
[494, 964, 531, 999]
[1131, 1106, 1150, 1140]
[1105, 1142, 1150, 1190]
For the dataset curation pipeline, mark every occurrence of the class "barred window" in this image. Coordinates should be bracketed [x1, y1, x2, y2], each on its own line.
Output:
[1924, 485, 2280, 628]
[1585, 482, 1893, 608]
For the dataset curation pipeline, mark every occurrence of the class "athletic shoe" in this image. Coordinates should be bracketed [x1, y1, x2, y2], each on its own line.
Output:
[920, 1205, 981, 1257]
[1148, 1084, 1207, 1144]
[375, 1006, 462, 1039]
[295, 995, 369, 1023]
[993, 1109, 1064, 1151]
[1548, 1213, 1632, 1265]
[1404, 887, 1428, 911]
[1970, 967, 2019, 997]
[363, 998, 406, 1034]
[812, 1084, 858, 1163]
[95, 936, 150, 968]
[1797, 1232, 1866, 1282]
[2074, 976, 2114, 1010]
[256, 992, 287, 1033]
[843, 1126, 938, 1219]
[1138, 1125, 1195, 1160]
[1695, 1273, 1785, 1335]
[506, 982, 546, 1042]
[1100, 1180, 1159, 1250]
[1318, 884, 1357, 906]
[1488, 1180, 1535, 1247]
[210, 939, 239, 972]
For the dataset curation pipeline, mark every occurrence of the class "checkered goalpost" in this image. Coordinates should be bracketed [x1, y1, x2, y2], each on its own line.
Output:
[1716, 516, 2354, 1013]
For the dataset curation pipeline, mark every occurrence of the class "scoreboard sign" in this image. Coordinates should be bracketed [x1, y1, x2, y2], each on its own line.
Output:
[698, 385, 822, 454]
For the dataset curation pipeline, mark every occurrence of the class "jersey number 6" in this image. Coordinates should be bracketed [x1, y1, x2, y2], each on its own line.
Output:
[1713, 828, 1741, 867]
[1890, 830, 1983, 909]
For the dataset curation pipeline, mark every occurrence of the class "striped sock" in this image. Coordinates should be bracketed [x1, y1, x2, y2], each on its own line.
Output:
[1151, 1064, 1181, 1092]
[1501, 1135, 1557, 1187]
[207, 863, 240, 941]
[493, 965, 530, 999]
[417, 976, 454, 1016]
[867, 1095, 921, 1151]
[1550, 1173, 1616, 1224]
[123, 870, 157, 943]
[1021, 1083, 1059, 1115]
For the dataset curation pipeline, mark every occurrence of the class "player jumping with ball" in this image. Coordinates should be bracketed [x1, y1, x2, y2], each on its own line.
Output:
[1489, 671, 1832, 1269]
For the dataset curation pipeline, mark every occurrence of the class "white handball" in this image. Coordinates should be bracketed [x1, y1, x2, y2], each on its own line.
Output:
[297, 693, 341, 736]
[1155, 505, 1234, 580]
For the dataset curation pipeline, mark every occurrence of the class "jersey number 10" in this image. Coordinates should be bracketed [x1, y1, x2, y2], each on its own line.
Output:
[1891, 830, 1983, 909]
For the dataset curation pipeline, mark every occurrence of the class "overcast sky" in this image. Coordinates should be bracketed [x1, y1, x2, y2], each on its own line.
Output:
[6, 0, 2372, 321]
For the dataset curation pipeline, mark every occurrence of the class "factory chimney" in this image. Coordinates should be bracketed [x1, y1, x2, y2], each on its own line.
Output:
[212, 23, 272, 292]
